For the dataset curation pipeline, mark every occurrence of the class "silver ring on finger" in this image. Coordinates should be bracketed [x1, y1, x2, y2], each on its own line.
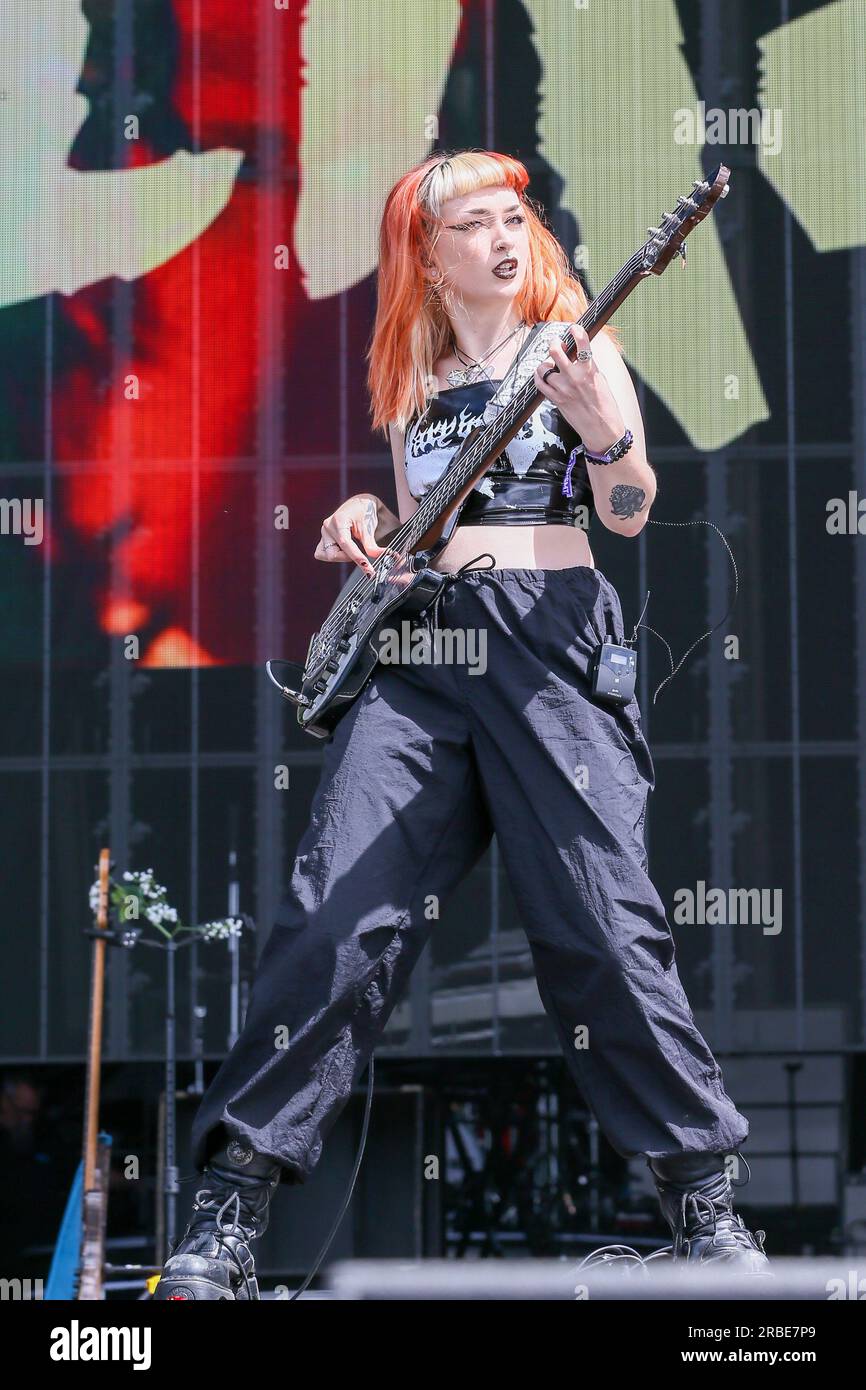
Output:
[576, 348, 592, 362]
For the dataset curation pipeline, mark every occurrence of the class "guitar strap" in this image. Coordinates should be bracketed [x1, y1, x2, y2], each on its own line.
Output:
[481, 319, 566, 424]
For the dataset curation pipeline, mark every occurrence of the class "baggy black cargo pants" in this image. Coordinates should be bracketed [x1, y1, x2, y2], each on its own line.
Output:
[190, 565, 749, 1185]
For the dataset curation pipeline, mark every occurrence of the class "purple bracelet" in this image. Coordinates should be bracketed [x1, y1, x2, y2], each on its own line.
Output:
[562, 446, 581, 498]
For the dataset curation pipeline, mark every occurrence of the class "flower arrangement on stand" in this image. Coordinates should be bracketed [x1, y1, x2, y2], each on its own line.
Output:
[87, 867, 244, 945]
[87, 863, 251, 1256]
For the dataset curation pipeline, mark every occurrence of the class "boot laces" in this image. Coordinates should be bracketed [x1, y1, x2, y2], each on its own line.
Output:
[673, 1185, 767, 1262]
[178, 1183, 265, 1299]
[581, 1154, 768, 1273]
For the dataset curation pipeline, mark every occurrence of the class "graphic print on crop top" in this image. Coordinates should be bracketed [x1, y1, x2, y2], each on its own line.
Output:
[404, 377, 588, 506]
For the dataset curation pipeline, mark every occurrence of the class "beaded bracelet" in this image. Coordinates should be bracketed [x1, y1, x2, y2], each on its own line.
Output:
[584, 428, 634, 465]
[562, 429, 634, 497]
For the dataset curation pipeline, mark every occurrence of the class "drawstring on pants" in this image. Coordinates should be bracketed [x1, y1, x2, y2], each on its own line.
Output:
[423, 552, 497, 633]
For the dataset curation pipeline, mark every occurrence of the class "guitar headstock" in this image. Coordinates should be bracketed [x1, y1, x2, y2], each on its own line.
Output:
[641, 164, 730, 276]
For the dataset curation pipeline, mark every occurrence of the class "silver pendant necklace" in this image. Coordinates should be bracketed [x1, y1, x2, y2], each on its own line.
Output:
[446, 318, 527, 388]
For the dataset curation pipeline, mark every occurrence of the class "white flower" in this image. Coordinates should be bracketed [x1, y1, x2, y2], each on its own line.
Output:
[199, 916, 244, 941]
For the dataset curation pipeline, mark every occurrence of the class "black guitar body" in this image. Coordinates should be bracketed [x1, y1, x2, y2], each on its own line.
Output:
[269, 547, 459, 740]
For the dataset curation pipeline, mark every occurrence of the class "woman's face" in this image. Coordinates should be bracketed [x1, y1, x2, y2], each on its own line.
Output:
[428, 184, 529, 307]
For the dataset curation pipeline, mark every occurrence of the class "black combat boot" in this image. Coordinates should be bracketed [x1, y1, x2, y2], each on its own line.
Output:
[648, 1150, 771, 1274]
[153, 1136, 282, 1300]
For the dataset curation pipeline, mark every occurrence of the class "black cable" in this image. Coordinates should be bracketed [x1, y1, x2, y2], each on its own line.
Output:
[634, 517, 740, 705]
[288, 1053, 375, 1301]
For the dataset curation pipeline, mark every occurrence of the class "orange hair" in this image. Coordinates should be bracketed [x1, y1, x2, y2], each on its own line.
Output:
[366, 148, 621, 437]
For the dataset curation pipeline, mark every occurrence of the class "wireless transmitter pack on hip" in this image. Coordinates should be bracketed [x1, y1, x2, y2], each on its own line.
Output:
[590, 635, 637, 705]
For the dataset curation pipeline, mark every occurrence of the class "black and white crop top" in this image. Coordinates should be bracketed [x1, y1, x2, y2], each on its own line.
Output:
[403, 376, 594, 528]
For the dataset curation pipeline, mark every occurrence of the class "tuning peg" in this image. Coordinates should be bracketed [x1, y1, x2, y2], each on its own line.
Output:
[647, 226, 661, 238]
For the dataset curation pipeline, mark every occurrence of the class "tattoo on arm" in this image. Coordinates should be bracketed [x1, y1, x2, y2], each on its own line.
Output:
[364, 498, 378, 540]
[609, 484, 646, 520]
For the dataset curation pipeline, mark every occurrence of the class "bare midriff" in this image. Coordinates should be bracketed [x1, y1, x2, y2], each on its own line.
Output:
[428, 521, 595, 574]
